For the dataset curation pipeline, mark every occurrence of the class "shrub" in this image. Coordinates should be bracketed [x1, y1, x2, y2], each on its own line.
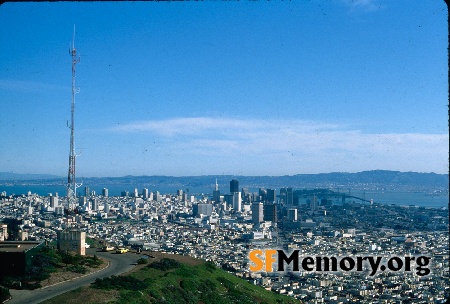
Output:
[0, 277, 16, 289]
[161, 285, 192, 304]
[198, 279, 216, 293]
[92, 275, 147, 291]
[174, 265, 196, 278]
[67, 265, 87, 274]
[118, 290, 147, 304]
[179, 279, 198, 292]
[83, 256, 102, 268]
[148, 258, 181, 271]
[60, 251, 75, 265]
[0, 286, 10, 302]
[217, 276, 235, 290]
[205, 261, 217, 271]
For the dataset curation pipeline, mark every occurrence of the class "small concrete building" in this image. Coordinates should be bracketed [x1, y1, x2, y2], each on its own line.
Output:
[0, 241, 43, 277]
[57, 230, 86, 255]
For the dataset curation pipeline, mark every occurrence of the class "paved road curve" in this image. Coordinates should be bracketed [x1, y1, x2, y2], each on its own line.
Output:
[8, 249, 141, 304]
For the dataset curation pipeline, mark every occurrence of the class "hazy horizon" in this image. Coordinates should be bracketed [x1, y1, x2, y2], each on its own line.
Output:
[0, 169, 448, 180]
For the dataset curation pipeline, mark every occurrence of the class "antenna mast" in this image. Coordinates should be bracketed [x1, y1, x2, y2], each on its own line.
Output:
[67, 25, 82, 210]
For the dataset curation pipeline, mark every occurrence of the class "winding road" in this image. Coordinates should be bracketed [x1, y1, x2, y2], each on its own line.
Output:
[7, 248, 141, 304]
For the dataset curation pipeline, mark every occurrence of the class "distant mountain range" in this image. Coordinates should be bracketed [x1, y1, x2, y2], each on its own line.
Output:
[0, 172, 61, 181]
[0, 170, 448, 190]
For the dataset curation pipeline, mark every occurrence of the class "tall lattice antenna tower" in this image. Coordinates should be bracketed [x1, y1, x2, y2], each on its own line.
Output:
[67, 25, 82, 210]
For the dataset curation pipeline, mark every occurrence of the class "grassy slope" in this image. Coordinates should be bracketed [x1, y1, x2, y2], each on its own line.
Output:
[43, 257, 300, 304]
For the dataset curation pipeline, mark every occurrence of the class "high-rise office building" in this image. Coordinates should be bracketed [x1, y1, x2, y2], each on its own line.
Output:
[224, 194, 233, 207]
[321, 198, 332, 207]
[241, 188, 252, 204]
[252, 202, 264, 225]
[229, 179, 241, 211]
[50, 195, 59, 208]
[263, 203, 278, 223]
[288, 208, 298, 221]
[78, 196, 87, 207]
[223, 193, 241, 212]
[84, 186, 90, 198]
[213, 189, 221, 202]
[287, 188, 293, 205]
[280, 187, 293, 205]
[181, 193, 188, 202]
[230, 179, 239, 193]
[213, 179, 221, 202]
[292, 191, 300, 206]
[92, 198, 98, 211]
[154, 191, 161, 201]
[193, 203, 213, 216]
[102, 188, 109, 197]
[280, 189, 286, 204]
[267, 189, 276, 203]
[142, 188, 149, 199]
[310, 196, 318, 212]
[259, 188, 267, 202]
[233, 192, 242, 212]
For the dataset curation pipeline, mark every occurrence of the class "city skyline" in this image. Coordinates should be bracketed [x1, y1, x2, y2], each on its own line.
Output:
[0, 1, 448, 177]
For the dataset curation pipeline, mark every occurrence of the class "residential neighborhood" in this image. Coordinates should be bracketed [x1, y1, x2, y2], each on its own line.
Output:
[0, 180, 448, 303]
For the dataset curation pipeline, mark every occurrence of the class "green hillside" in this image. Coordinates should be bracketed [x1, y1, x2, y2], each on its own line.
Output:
[43, 258, 300, 304]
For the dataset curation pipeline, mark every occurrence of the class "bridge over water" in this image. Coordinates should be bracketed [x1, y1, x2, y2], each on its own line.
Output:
[292, 189, 372, 203]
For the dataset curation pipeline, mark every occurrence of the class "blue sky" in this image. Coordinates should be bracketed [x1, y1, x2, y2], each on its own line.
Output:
[0, 1, 448, 177]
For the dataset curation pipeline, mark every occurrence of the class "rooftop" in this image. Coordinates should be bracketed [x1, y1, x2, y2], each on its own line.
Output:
[0, 241, 43, 253]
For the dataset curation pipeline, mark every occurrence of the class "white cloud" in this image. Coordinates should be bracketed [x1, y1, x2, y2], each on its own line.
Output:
[108, 117, 448, 174]
[340, 0, 383, 11]
[111, 117, 341, 136]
